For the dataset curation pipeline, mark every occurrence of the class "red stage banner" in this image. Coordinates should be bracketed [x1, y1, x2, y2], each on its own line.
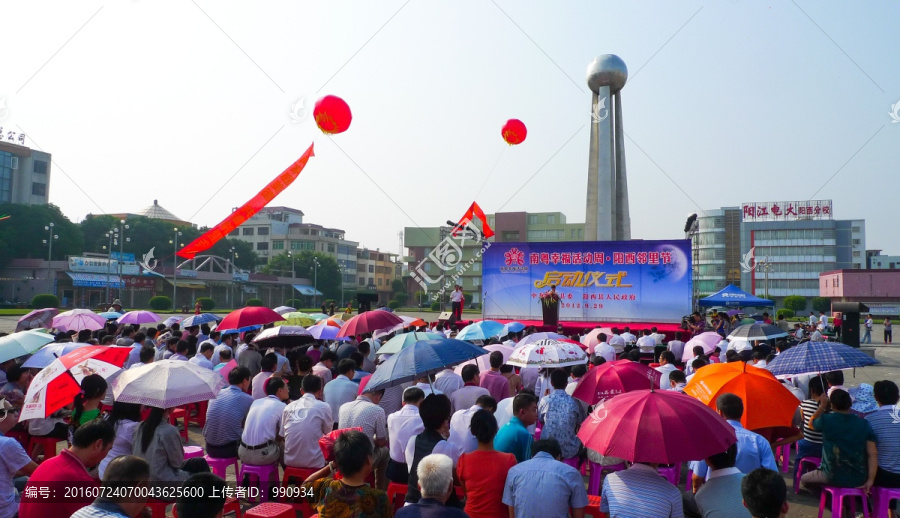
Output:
[455, 202, 494, 239]
[177, 143, 315, 259]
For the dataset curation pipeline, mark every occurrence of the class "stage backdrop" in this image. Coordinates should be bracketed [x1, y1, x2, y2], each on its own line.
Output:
[482, 240, 692, 323]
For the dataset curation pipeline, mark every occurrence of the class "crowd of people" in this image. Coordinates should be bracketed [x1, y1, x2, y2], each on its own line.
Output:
[0, 308, 897, 517]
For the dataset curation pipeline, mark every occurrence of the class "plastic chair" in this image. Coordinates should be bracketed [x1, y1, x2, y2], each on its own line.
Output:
[872, 486, 900, 518]
[281, 466, 316, 515]
[776, 442, 792, 473]
[168, 408, 189, 441]
[817, 485, 869, 518]
[7, 429, 30, 450]
[562, 457, 580, 470]
[794, 456, 822, 494]
[183, 445, 204, 459]
[27, 436, 65, 463]
[239, 463, 279, 503]
[657, 464, 680, 486]
[387, 482, 407, 512]
[685, 469, 693, 492]
[583, 494, 608, 518]
[144, 499, 170, 517]
[245, 502, 294, 518]
[588, 462, 625, 496]
[205, 455, 239, 479]
[173, 496, 242, 517]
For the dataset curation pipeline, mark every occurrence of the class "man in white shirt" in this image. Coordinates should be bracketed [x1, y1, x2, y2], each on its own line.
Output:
[450, 365, 490, 412]
[239, 377, 288, 467]
[620, 327, 637, 345]
[188, 343, 215, 370]
[386, 387, 425, 483]
[324, 359, 359, 419]
[666, 332, 687, 364]
[649, 327, 666, 345]
[283, 374, 332, 469]
[655, 352, 680, 389]
[808, 312, 818, 326]
[433, 368, 464, 398]
[636, 329, 657, 355]
[413, 375, 444, 397]
[809, 328, 823, 342]
[592, 333, 617, 362]
[265, 345, 291, 377]
[819, 312, 829, 329]
[212, 333, 235, 367]
[449, 394, 498, 454]
[450, 285, 464, 320]
[793, 324, 805, 340]
[608, 329, 626, 354]
[251, 354, 279, 400]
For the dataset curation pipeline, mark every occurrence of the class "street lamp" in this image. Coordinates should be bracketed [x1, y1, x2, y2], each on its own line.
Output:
[170, 228, 182, 310]
[311, 257, 321, 307]
[230, 246, 238, 309]
[103, 225, 118, 305]
[117, 220, 130, 300]
[42, 223, 57, 295]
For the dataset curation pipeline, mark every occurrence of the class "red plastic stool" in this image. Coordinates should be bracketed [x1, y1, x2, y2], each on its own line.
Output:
[168, 408, 189, 441]
[27, 436, 65, 463]
[588, 462, 625, 496]
[183, 445, 204, 459]
[205, 455, 239, 479]
[239, 463, 279, 503]
[387, 482, 407, 512]
[281, 466, 316, 514]
[6, 429, 30, 449]
[245, 502, 293, 518]
[144, 499, 170, 517]
[657, 464, 680, 486]
[872, 486, 900, 518]
[818, 485, 869, 518]
[583, 494, 608, 518]
[174, 496, 242, 517]
[794, 456, 822, 494]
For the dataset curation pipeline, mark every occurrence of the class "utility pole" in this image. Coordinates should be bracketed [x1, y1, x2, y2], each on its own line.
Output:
[43, 223, 57, 295]
[117, 219, 130, 300]
[104, 225, 118, 305]
[170, 228, 182, 310]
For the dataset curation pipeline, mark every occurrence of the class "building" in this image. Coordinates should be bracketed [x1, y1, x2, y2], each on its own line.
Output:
[691, 207, 742, 296]
[866, 250, 900, 270]
[820, 269, 900, 317]
[403, 211, 585, 306]
[108, 200, 193, 229]
[0, 140, 51, 205]
[356, 248, 401, 302]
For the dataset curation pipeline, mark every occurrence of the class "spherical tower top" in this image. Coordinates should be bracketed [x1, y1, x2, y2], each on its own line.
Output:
[586, 54, 628, 94]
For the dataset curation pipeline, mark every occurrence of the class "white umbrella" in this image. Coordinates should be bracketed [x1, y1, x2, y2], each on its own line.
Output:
[111, 359, 226, 408]
[507, 339, 586, 368]
[274, 306, 297, 315]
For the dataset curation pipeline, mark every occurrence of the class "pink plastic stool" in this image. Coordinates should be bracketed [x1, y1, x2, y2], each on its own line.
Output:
[563, 457, 580, 469]
[239, 463, 279, 503]
[657, 464, 680, 486]
[245, 502, 293, 518]
[818, 485, 869, 518]
[872, 486, 900, 518]
[183, 445, 204, 459]
[588, 462, 625, 495]
[794, 456, 822, 494]
[777, 443, 792, 472]
[206, 455, 239, 479]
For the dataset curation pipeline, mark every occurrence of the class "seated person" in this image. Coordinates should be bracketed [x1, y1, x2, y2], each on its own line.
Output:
[133, 407, 210, 485]
[457, 410, 516, 518]
[866, 380, 900, 494]
[503, 438, 588, 518]
[283, 374, 333, 469]
[396, 454, 468, 518]
[301, 430, 392, 517]
[741, 468, 788, 518]
[175, 472, 228, 518]
[0, 397, 38, 516]
[203, 366, 253, 459]
[602, 458, 682, 517]
[97, 402, 142, 480]
[683, 444, 750, 517]
[494, 392, 538, 463]
[71, 456, 151, 518]
[405, 395, 462, 507]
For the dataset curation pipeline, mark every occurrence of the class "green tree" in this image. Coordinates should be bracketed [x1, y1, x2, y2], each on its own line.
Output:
[262, 251, 341, 301]
[783, 295, 808, 312]
[811, 297, 831, 314]
[0, 203, 83, 269]
[391, 279, 404, 295]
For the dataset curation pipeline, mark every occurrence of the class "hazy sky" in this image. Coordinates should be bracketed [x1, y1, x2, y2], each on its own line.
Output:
[2, 1, 898, 257]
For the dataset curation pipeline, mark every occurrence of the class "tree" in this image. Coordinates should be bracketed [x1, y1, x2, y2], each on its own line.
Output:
[0, 203, 83, 269]
[262, 251, 341, 301]
[783, 295, 808, 312]
[811, 297, 831, 314]
[391, 279, 404, 295]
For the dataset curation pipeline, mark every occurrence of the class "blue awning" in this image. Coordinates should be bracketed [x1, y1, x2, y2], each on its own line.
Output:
[66, 272, 125, 288]
[293, 285, 323, 296]
[699, 284, 774, 307]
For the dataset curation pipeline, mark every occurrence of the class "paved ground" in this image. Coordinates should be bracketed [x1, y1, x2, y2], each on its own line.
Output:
[4, 314, 897, 516]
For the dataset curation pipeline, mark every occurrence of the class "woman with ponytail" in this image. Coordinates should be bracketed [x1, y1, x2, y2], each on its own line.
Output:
[133, 407, 210, 485]
[72, 374, 108, 429]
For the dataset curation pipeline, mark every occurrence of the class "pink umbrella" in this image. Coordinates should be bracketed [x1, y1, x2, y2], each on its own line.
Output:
[454, 344, 516, 375]
[117, 310, 163, 325]
[580, 328, 614, 353]
[572, 360, 661, 406]
[16, 308, 59, 331]
[577, 389, 737, 464]
[683, 332, 725, 362]
[336, 311, 404, 339]
[52, 309, 106, 332]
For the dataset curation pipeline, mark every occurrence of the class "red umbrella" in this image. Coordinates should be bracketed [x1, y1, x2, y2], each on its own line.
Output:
[336, 311, 403, 339]
[19, 346, 131, 421]
[572, 359, 661, 405]
[577, 389, 737, 465]
[217, 307, 284, 331]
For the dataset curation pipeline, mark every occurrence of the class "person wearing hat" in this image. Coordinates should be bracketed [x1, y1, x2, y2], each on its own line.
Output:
[0, 396, 38, 518]
[107, 299, 124, 313]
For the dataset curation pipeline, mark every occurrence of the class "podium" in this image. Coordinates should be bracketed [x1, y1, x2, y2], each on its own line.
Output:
[542, 300, 560, 327]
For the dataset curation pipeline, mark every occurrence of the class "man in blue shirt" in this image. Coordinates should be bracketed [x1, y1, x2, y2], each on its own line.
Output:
[494, 392, 538, 463]
[691, 393, 778, 491]
[503, 439, 589, 518]
[866, 380, 900, 490]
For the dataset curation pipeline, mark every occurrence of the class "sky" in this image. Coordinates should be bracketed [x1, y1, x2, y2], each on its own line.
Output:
[2, 0, 898, 257]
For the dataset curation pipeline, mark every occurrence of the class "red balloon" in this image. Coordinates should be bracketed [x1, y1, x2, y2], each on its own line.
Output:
[501, 119, 527, 145]
[314, 95, 352, 134]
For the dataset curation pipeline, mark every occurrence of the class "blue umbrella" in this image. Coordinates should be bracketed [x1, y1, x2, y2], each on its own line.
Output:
[307, 323, 346, 341]
[181, 313, 223, 327]
[501, 322, 526, 336]
[22, 342, 92, 369]
[456, 320, 505, 341]
[365, 338, 489, 392]
[766, 341, 879, 377]
[98, 311, 123, 320]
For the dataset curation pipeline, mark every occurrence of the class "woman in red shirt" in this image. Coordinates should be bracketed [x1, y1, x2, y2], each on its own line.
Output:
[456, 410, 517, 518]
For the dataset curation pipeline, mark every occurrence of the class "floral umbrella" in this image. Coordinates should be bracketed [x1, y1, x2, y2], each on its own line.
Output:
[506, 339, 586, 368]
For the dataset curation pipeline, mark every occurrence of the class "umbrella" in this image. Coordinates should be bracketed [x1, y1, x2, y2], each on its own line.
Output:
[580, 328, 614, 350]
[365, 338, 489, 392]
[399, 316, 427, 328]
[455, 321, 505, 341]
[516, 332, 567, 348]
[501, 322, 525, 336]
[320, 317, 344, 328]
[332, 312, 354, 322]
[98, 311, 124, 320]
[307, 313, 330, 321]
[377, 332, 449, 356]
[376, 307, 395, 313]
[306, 323, 346, 341]
[180, 313, 222, 327]
[577, 390, 737, 465]
[337, 311, 404, 339]
[117, 310, 162, 325]
[0, 330, 55, 364]
[16, 308, 59, 332]
[252, 326, 314, 348]
[163, 316, 183, 327]
[683, 332, 725, 362]
[684, 361, 798, 430]
[218, 307, 284, 331]
[19, 346, 131, 421]
[572, 359, 661, 405]
[740, 318, 756, 325]
[454, 343, 516, 374]
[22, 342, 92, 369]
[766, 341, 879, 377]
[725, 309, 743, 317]
[52, 309, 106, 332]
[506, 339, 587, 369]
[727, 323, 788, 341]
[273, 306, 297, 315]
[111, 359, 227, 408]
[278, 312, 317, 327]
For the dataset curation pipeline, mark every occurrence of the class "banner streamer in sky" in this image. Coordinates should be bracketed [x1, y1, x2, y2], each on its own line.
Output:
[455, 202, 494, 239]
[177, 143, 315, 259]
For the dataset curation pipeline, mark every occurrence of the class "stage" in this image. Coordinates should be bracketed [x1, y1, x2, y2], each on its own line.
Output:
[435, 318, 685, 341]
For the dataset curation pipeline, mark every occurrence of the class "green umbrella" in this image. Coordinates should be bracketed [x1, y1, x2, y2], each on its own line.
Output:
[740, 318, 756, 325]
[308, 313, 330, 321]
[0, 330, 55, 364]
[276, 312, 316, 327]
[376, 332, 445, 356]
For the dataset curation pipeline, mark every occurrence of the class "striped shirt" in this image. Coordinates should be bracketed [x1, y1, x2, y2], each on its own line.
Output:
[202, 385, 254, 447]
[601, 463, 684, 517]
[800, 399, 824, 443]
[866, 405, 900, 473]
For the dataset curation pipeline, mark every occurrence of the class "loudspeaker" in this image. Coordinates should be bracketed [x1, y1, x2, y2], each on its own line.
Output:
[438, 311, 453, 322]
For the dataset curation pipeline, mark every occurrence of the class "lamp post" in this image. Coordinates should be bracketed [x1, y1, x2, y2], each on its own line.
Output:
[42, 223, 57, 295]
[104, 226, 118, 305]
[230, 246, 237, 309]
[311, 257, 321, 307]
[117, 219, 130, 300]
[170, 228, 182, 310]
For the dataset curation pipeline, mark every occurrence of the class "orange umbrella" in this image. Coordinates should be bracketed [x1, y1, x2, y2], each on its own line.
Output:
[684, 361, 798, 431]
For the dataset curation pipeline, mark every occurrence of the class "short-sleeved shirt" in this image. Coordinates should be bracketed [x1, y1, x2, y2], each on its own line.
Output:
[814, 412, 876, 487]
[601, 463, 684, 518]
[866, 405, 900, 474]
[458, 449, 517, 518]
[800, 399, 825, 443]
[18, 449, 96, 518]
[479, 371, 511, 405]
[502, 451, 589, 518]
[301, 478, 392, 518]
[538, 389, 584, 459]
[203, 385, 254, 447]
[339, 396, 388, 443]
[0, 435, 32, 518]
[283, 394, 333, 469]
[241, 395, 286, 446]
[494, 416, 533, 463]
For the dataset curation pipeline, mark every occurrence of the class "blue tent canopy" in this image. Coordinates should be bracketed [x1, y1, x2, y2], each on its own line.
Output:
[699, 284, 773, 307]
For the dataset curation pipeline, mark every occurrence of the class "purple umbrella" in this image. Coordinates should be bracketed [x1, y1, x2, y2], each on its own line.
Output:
[117, 310, 163, 325]
[306, 323, 345, 341]
[725, 309, 743, 317]
[52, 309, 106, 332]
[16, 308, 59, 331]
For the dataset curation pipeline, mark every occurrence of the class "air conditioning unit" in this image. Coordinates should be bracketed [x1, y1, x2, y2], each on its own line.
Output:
[10, 157, 18, 170]
[260, 250, 268, 256]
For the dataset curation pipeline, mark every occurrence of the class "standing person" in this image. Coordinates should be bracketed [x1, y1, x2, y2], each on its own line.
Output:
[502, 439, 589, 518]
[832, 312, 842, 340]
[863, 314, 874, 344]
[494, 392, 538, 463]
[884, 317, 893, 344]
[203, 367, 253, 459]
[283, 374, 333, 470]
[450, 286, 463, 321]
[457, 410, 517, 518]
[194, 300, 202, 315]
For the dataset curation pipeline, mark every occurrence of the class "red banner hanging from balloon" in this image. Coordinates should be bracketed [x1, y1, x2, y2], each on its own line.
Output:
[454, 201, 494, 239]
[177, 143, 315, 260]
